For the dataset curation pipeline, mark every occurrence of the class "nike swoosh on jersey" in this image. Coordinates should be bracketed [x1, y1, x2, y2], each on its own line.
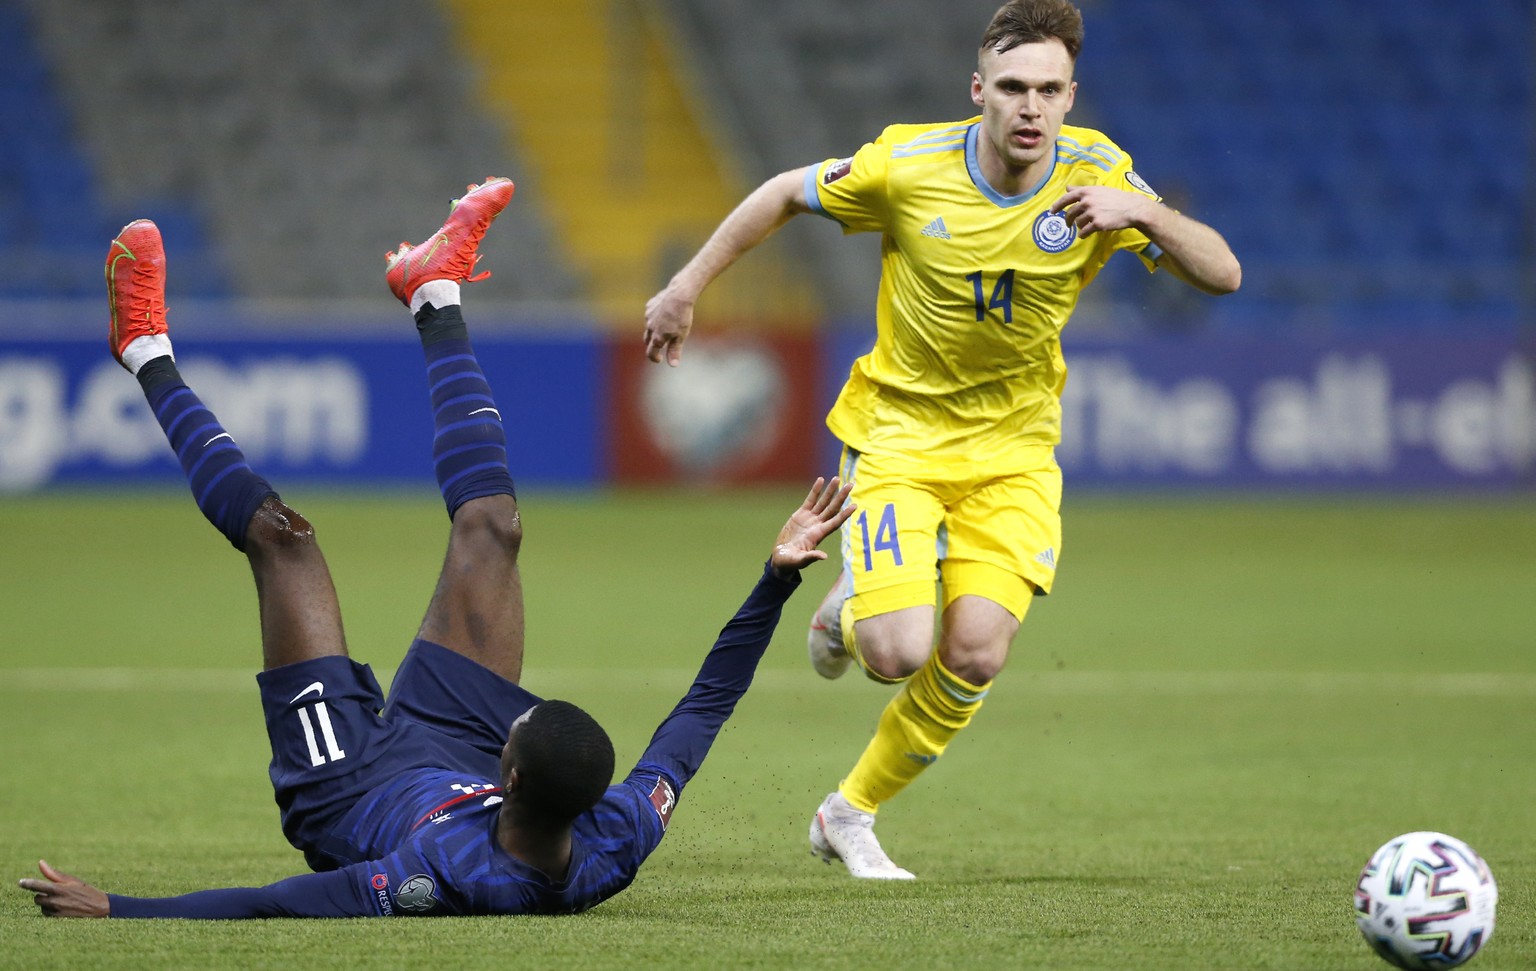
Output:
[289, 681, 324, 704]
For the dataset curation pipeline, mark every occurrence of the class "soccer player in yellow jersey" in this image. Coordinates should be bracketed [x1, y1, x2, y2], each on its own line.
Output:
[644, 0, 1240, 879]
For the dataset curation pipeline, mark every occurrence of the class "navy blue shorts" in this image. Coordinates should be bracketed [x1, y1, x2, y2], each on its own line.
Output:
[257, 639, 543, 866]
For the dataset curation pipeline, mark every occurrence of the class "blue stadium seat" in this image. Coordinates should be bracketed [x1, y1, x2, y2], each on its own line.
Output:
[0, 0, 230, 299]
[1075, 0, 1531, 328]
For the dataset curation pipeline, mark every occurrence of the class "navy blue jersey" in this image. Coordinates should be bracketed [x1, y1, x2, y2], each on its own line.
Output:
[108, 564, 798, 919]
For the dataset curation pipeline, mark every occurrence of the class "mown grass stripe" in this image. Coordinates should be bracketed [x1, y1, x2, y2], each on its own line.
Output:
[6, 668, 1533, 696]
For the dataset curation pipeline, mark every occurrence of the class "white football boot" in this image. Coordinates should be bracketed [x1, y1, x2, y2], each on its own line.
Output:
[806, 565, 853, 679]
[809, 791, 916, 880]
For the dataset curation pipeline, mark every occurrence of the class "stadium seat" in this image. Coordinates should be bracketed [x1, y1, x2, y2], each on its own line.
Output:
[3, 0, 577, 305]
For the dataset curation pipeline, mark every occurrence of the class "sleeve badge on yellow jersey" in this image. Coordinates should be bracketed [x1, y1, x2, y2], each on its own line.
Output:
[823, 158, 853, 184]
[1032, 209, 1077, 253]
[1124, 170, 1158, 197]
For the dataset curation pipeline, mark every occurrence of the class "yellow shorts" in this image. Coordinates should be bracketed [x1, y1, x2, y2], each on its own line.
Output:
[837, 444, 1062, 623]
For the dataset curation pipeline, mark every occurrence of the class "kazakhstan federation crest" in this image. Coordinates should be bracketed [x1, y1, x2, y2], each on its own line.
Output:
[1032, 209, 1076, 253]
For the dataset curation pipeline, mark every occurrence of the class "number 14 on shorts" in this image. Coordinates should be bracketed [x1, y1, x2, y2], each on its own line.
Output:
[857, 503, 904, 572]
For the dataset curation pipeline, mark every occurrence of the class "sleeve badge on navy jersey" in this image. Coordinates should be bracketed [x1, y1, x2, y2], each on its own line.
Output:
[1124, 170, 1158, 197]
[823, 158, 853, 185]
[648, 776, 677, 829]
[370, 873, 395, 915]
[395, 874, 440, 913]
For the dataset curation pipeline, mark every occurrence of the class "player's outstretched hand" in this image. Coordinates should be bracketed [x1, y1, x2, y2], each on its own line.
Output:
[18, 860, 109, 918]
[643, 285, 694, 366]
[771, 477, 855, 576]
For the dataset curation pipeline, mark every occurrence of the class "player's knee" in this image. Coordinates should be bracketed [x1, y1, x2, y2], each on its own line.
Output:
[244, 498, 319, 556]
[938, 635, 1008, 684]
[452, 495, 523, 560]
[861, 655, 921, 682]
[857, 633, 929, 682]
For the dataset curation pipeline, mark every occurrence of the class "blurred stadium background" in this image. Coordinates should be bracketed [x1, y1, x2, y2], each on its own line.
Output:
[0, 0, 1532, 492]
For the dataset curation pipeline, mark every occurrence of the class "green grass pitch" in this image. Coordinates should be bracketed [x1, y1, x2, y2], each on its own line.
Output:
[2, 488, 1532, 970]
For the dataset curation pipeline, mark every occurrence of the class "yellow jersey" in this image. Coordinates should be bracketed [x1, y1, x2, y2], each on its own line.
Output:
[806, 118, 1161, 462]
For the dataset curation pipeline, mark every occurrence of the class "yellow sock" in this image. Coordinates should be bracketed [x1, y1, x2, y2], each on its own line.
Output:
[842, 600, 907, 685]
[839, 652, 990, 814]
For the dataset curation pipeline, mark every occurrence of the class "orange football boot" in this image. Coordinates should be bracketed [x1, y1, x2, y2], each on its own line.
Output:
[105, 219, 169, 369]
[385, 177, 515, 306]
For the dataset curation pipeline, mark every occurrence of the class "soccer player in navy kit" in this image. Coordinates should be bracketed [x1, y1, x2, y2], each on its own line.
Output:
[19, 178, 853, 919]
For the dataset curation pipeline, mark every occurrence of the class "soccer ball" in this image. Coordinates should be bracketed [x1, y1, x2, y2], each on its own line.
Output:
[1354, 831, 1497, 970]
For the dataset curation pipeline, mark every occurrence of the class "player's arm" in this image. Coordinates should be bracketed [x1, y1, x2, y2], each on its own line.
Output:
[637, 477, 854, 788]
[1051, 185, 1242, 295]
[19, 859, 376, 919]
[643, 166, 815, 367]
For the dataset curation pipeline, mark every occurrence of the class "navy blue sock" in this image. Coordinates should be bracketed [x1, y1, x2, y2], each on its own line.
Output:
[137, 357, 278, 551]
[416, 303, 516, 518]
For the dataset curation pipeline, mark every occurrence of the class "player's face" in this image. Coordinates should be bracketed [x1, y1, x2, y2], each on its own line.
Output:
[972, 40, 1076, 176]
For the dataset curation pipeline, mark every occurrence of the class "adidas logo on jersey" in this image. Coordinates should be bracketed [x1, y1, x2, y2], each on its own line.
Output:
[920, 217, 952, 240]
[1034, 547, 1057, 568]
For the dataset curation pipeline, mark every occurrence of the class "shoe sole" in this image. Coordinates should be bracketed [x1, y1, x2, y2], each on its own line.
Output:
[806, 569, 853, 680]
[807, 622, 853, 680]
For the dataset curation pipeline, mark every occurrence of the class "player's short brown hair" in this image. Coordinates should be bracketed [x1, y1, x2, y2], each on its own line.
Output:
[980, 0, 1085, 62]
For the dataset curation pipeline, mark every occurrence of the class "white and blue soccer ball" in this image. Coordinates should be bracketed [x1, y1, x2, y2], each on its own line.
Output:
[1355, 831, 1497, 970]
